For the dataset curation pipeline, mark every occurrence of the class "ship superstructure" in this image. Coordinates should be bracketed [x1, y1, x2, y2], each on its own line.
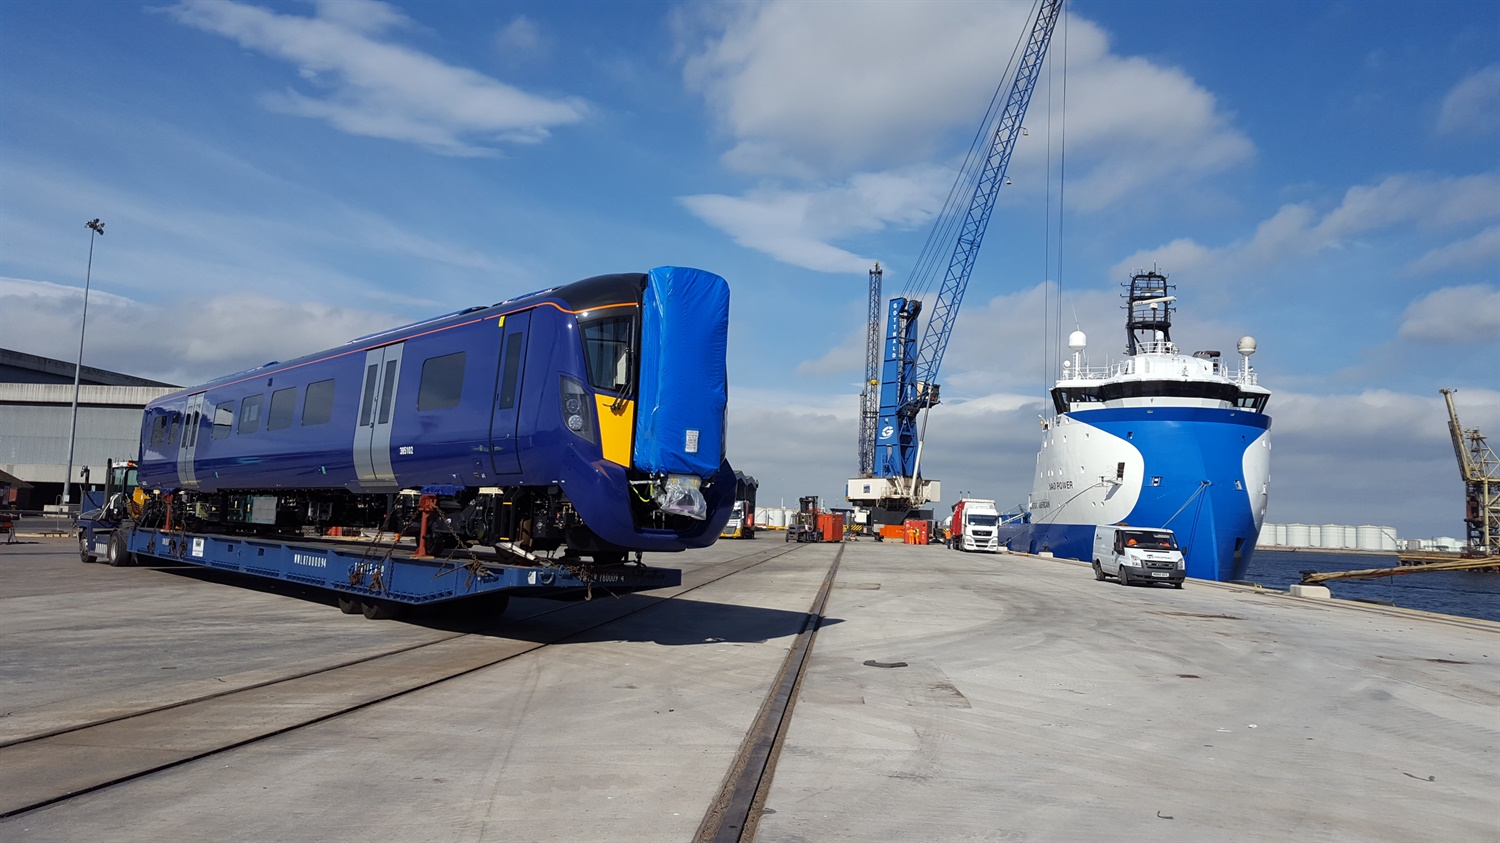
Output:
[1007, 269, 1272, 581]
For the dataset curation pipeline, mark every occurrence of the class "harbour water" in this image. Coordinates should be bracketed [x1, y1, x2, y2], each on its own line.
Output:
[1245, 549, 1500, 623]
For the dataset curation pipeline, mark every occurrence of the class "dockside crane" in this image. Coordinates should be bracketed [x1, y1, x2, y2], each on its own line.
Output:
[848, 0, 1064, 526]
[857, 263, 883, 479]
[1441, 388, 1499, 558]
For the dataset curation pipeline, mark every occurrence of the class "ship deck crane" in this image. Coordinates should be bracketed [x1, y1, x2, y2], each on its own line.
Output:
[848, 0, 1064, 526]
[1441, 388, 1499, 558]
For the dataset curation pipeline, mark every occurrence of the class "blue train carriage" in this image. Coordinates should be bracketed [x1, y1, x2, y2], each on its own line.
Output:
[108, 267, 734, 616]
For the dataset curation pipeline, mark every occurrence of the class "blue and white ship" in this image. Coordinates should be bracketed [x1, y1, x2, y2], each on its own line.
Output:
[1005, 269, 1272, 582]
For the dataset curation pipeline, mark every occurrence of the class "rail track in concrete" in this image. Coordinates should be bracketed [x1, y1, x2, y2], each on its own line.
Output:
[0, 541, 823, 820]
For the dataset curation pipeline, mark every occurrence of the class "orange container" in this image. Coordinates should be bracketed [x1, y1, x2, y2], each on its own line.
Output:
[879, 524, 906, 540]
[903, 519, 929, 545]
[817, 512, 845, 543]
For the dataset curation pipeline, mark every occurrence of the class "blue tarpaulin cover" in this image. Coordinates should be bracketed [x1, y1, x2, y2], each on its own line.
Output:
[633, 266, 729, 478]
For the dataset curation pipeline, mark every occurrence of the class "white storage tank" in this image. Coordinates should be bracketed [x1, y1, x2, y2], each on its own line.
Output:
[1276, 523, 1288, 546]
[1342, 525, 1359, 549]
[1355, 525, 1387, 552]
[1322, 524, 1346, 549]
[758, 507, 788, 529]
[1379, 526, 1398, 551]
[1259, 522, 1277, 546]
[1308, 524, 1323, 547]
[1287, 523, 1311, 547]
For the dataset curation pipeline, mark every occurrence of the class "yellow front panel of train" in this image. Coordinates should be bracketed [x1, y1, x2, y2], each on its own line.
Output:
[596, 395, 635, 466]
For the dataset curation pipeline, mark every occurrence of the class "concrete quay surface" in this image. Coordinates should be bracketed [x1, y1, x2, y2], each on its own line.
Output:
[1, 534, 1496, 842]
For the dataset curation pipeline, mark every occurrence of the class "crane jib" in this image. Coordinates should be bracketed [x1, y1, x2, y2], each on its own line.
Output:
[871, 0, 1065, 500]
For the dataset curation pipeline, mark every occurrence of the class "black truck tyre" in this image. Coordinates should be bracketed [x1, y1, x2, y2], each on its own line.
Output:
[80, 533, 98, 563]
[106, 530, 134, 567]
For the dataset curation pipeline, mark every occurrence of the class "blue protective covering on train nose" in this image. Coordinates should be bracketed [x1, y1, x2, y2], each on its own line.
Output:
[633, 266, 730, 478]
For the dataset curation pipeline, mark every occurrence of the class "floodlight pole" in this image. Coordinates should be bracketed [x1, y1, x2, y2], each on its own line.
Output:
[62, 218, 105, 508]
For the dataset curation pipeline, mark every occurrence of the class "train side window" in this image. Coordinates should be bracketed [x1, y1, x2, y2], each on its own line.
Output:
[581, 316, 633, 392]
[378, 359, 400, 423]
[498, 334, 524, 410]
[418, 352, 465, 412]
[150, 415, 168, 446]
[267, 387, 297, 431]
[167, 413, 180, 445]
[238, 394, 264, 434]
[303, 379, 335, 426]
[359, 364, 380, 426]
[212, 401, 235, 439]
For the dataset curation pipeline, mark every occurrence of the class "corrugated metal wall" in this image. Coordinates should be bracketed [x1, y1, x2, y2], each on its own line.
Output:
[0, 384, 175, 484]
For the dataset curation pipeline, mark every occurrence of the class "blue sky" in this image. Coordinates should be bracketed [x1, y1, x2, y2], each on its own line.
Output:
[2, 0, 1496, 540]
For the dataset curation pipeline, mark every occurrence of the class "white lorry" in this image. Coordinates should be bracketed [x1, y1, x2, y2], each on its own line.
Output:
[1092, 525, 1185, 588]
[949, 498, 1001, 553]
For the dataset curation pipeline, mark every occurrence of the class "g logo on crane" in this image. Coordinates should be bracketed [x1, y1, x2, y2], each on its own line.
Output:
[880, 425, 894, 439]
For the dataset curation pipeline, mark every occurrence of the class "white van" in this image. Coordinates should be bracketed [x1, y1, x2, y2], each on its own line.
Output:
[1092, 525, 1185, 588]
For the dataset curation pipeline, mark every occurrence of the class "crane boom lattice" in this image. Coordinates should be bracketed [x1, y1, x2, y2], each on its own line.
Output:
[857, 263, 883, 477]
[1441, 389, 1499, 558]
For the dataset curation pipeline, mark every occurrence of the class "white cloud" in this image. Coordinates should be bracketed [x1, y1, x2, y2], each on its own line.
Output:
[496, 15, 548, 58]
[166, 0, 588, 155]
[675, 0, 1251, 268]
[1399, 285, 1500, 343]
[1113, 171, 1500, 285]
[1437, 64, 1500, 137]
[1405, 226, 1500, 276]
[680, 163, 951, 273]
[0, 277, 403, 386]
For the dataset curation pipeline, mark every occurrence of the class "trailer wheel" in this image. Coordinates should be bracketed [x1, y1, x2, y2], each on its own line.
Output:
[336, 595, 362, 614]
[361, 600, 401, 620]
[106, 530, 134, 567]
[79, 533, 97, 564]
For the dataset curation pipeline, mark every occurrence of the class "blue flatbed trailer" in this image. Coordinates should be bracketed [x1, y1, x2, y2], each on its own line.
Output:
[76, 461, 682, 619]
[124, 526, 680, 619]
[126, 526, 679, 605]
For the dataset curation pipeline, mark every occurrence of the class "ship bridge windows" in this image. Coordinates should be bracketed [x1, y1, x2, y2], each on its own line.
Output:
[1236, 393, 1269, 412]
[1100, 380, 1241, 403]
[1051, 387, 1103, 414]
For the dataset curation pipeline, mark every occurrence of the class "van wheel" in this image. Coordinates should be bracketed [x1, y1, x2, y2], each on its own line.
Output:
[80, 533, 98, 564]
[1173, 581, 1184, 590]
[1093, 561, 1105, 581]
[1117, 567, 1130, 587]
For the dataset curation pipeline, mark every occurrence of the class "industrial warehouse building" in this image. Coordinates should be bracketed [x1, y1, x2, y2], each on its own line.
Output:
[0, 348, 176, 511]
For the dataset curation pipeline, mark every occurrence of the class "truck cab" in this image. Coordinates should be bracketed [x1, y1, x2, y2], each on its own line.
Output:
[1093, 525, 1185, 588]
[950, 498, 1001, 553]
[76, 459, 141, 566]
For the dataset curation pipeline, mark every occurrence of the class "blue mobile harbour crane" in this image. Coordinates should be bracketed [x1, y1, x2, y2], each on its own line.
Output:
[77, 268, 735, 619]
[848, 0, 1064, 528]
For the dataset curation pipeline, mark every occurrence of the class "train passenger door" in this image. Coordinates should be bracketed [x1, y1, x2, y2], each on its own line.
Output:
[353, 343, 405, 488]
[490, 312, 530, 474]
[178, 393, 206, 489]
